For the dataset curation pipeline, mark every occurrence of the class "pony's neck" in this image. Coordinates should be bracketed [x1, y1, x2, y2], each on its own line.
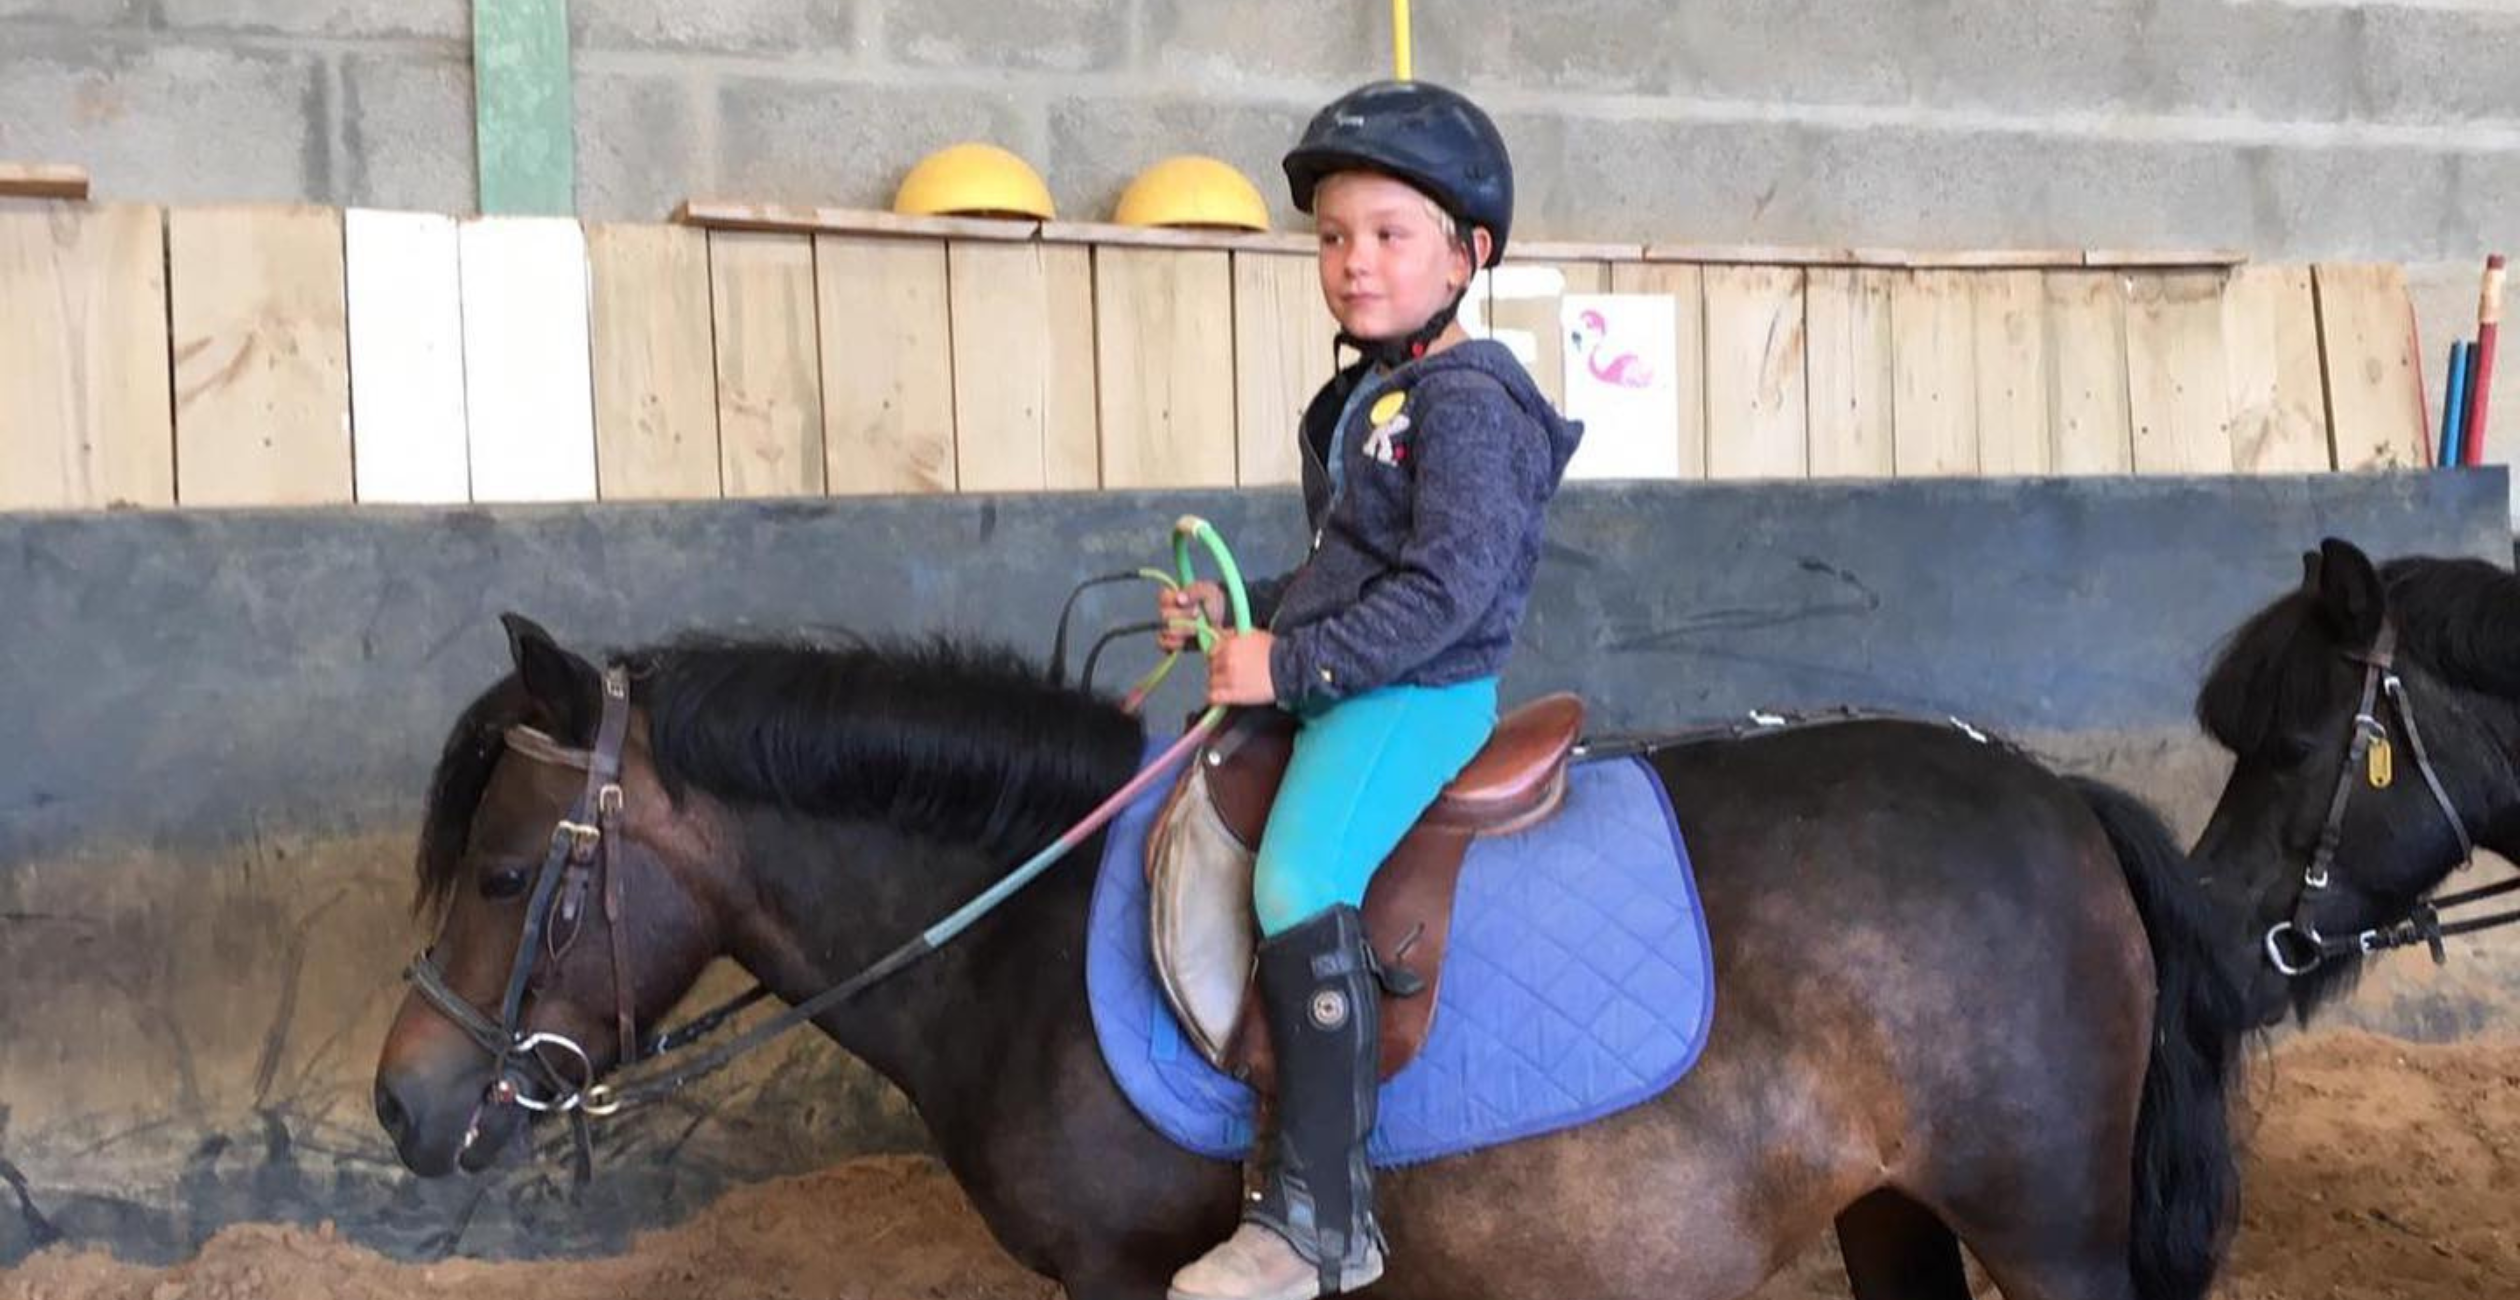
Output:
[2473, 697, 2520, 864]
[725, 808, 1101, 1104]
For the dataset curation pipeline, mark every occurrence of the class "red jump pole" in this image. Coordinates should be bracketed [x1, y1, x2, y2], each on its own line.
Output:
[2461, 254, 2505, 466]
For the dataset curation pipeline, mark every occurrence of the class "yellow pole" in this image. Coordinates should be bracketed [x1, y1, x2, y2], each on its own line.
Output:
[1392, 0, 1413, 80]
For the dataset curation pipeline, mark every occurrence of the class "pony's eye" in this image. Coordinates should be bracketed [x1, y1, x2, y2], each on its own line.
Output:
[480, 864, 534, 900]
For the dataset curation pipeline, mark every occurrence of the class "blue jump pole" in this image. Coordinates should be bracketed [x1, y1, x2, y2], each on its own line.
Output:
[2442, 341, 2471, 468]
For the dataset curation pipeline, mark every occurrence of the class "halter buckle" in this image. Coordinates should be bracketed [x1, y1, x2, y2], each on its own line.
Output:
[557, 818, 602, 857]
[581, 1083, 623, 1117]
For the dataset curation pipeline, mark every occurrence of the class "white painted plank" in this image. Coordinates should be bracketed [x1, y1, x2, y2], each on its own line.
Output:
[346, 209, 470, 503]
[459, 217, 597, 502]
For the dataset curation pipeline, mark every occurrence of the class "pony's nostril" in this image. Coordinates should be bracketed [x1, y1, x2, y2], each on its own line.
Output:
[375, 1078, 412, 1142]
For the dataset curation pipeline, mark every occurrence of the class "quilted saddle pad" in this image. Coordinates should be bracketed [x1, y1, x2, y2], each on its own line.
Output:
[1084, 748, 1715, 1168]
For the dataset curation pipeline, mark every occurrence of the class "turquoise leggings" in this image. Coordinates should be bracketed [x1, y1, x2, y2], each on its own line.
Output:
[1253, 677, 1500, 937]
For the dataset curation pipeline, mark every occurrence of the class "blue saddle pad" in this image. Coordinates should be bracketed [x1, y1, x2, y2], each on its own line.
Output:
[1084, 748, 1714, 1168]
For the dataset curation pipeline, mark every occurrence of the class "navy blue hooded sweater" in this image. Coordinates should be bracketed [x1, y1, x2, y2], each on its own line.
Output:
[1246, 339, 1583, 709]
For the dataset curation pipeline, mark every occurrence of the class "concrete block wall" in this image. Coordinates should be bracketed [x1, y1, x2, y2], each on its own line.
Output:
[1, 0, 2515, 496]
[4, 0, 2514, 248]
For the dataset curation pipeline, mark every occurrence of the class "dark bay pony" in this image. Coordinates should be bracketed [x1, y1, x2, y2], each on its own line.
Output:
[2195, 538, 2520, 1028]
[375, 614, 2249, 1300]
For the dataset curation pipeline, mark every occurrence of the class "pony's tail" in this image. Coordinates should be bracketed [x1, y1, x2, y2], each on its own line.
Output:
[2070, 778, 2250, 1300]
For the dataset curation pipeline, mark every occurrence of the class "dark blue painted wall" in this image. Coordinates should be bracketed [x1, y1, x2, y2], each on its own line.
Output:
[2, 473, 2506, 867]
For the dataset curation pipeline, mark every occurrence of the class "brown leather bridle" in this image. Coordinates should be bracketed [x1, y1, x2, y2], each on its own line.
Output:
[395, 654, 1171, 1178]
[402, 664, 641, 1168]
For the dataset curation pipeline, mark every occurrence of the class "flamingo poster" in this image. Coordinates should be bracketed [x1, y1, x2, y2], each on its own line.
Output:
[1560, 293, 1682, 480]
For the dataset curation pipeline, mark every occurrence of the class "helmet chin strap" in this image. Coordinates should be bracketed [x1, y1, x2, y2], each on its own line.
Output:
[1337, 290, 1462, 370]
[1335, 230, 1478, 371]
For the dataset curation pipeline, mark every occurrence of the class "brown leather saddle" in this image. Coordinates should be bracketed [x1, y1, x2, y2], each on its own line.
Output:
[1144, 692, 1585, 1094]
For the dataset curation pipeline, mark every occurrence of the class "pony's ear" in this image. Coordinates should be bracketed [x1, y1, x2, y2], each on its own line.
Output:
[2313, 537, 2385, 647]
[2299, 549, 2322, 593]
[500, 612, 600, 743]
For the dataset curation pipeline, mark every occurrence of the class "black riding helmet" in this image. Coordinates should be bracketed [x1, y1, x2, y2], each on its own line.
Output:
[1283, 79, 1513, 267]
[1285, 80, 1513, 364]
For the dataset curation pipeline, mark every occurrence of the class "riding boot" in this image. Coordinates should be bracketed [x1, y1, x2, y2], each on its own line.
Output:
[1168, 904, 1386, 1300]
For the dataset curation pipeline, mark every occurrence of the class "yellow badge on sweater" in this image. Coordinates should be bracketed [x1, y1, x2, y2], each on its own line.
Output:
[1369, 391, 1407, 426]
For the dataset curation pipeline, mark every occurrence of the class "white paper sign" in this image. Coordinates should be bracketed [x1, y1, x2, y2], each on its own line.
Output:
[1559, 293, 1682, 480]
[1460, 267, 1492, 338]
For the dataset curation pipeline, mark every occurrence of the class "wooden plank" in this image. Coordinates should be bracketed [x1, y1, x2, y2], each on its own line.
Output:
[1036, 243, 1104, 490]
[1972, 271, 2053, 476]
[1490, 260, 1607, 412]
[2045, 272, 2134, 475]
[344, 209, 469, 503]
[2314, 263, 2431, 471]
[586, 222, 721, 499]
[708, 231, 825, 497]
[816, 234, 956, 494]
[1890, 271, 1978, 475]
[472, 0, 574, 216]
[1803, 267, 1896, 479]
[1645, 243, 1857, 267]
[457, 217, 597, 501]
[940, 245, 1077, 491]
[1508, 238, 1647, 262]
[1041, 220, 1304, 253]
[1607, 262, 1707, 479]
[948, 241, 1098, 492]
[677, 200, 1040, 245]
[2223, 264, 2332, 472]
[1888, 248, 2088, 270]
[168, 205, 352, 506]
[2084, 249, 2249, 269]
[1095, 246, 1237, 488]
[0, 202, 172, 509]
[1232, 251, 1334, 487]
[1643, 244, 2249, 271]
[0, 164, 90, 201]
[1700, 265, 1806, 479]
[2125, 272, 2237, 474]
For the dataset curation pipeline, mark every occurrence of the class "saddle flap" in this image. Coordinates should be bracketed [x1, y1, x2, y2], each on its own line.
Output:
[1145, 760, 1259, 1068]
[1222, 822, 1473, 1092]
[1146, 695, 1587, 1091]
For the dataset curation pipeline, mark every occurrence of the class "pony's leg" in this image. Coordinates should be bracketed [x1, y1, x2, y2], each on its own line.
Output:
[1059, 1266, 1175, 1300]
[1938, 1208, 2138, 1300]
[1958, 1249, 2137, 1300]
[1834, 1190, 1969, 1300]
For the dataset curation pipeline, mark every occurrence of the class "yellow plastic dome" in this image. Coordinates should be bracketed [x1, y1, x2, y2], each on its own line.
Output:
[1112, 155, 1270, 232]
[893, 143, 1056, 220]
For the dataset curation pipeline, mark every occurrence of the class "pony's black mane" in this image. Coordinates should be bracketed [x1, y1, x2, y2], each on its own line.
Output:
[2197, 556, 2520, 764]
[417, 632, 1146, 911]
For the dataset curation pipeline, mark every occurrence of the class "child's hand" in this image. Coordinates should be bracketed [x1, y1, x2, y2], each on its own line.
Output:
[1205, 630, 1277, 706]
[1156, 581, 1227, 651]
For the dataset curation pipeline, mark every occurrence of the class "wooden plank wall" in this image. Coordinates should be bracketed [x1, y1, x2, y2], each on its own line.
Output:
[1804, 268, 1895, 479]
[0, 196, 2455, 511]
[1093, 243, 1237, 489]
[586, 222, 720, 499]
[167, 205, 352, 506]
[346, 209, 469, 503]
[948, 241, 1098, 491]
[0, 202, 173, 509]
